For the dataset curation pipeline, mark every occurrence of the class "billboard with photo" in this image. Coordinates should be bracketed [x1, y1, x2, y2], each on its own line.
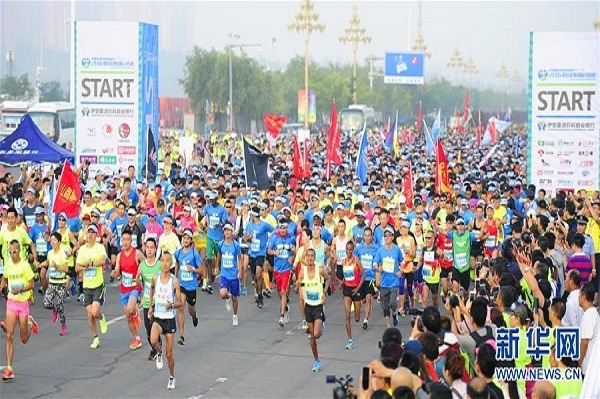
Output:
[528, 32, 599, 196]
[384, 52, 424, 85]
[74, 21, 158, 177]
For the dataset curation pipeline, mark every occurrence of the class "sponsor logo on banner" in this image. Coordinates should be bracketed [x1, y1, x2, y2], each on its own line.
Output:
[539, 179, 553, 185]
[101, 148, 113, 154]
[578, 150, 594, 156]
[118, 146, 136, 155]
[81, 58, 91, 68]
[99, 155, 117, 164]
[537, 121, 547, 131]
[557, 179, 574, 186]
[537, 140, 555, 147]
[578, 180, 593, 186]
[86, 127, 96, 137]
[81, 148, 96, 154]
[579, 160, 594, 167]
[557, 171, 574, 176]
[119, 123, 131, 139]
[582, 170, 590, 177]
[578, 141, 595, 147]
[80, 155, 97, 164]
[558, 140, 575, 147]
[559, 159, 572, 166]
[81, 107, 90, 116]
[118, 156, 136, 164]
[536, 170, 554, 176]
[538, 70, 548, 81]
[102, 124, 114, 138]
[11, 139, 28, 151]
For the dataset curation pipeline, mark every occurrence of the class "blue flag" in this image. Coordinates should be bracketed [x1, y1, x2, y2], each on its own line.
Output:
[504, 107, 511, 122]
[385, 111, 397, 152]
[356, 122, 369, 184]
[515, 135, 520, 157]
[431, 109, 441, 143]
[424, 121, 435, 157]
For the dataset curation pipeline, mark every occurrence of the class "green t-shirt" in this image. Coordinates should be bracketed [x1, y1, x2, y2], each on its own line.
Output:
[139, 258, 162, 308]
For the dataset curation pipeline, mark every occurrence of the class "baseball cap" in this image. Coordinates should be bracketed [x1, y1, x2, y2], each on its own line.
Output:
[90, 208, 100, 217]
[34, 206, 45, 214]
[182, 229, 194, 238]
[355, 210, 366, 218]
[148, 208, 157, 217]
[87, 224, 99, 233]
[58, 212, 68, 220]
[27, 187, 36, 195]
[223, 223, 234, 231]
[510, 303, 529, 324]
[455, 217, 465, 225]
[127, 208, 137, 216]
[384, 226, 394, 235]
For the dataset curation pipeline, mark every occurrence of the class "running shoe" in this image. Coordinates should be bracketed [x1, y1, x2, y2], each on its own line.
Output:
[206, 286, 213, 295]
[2, 367, 15, 381]
[241, 286, 248, 296]
[257, 297, 264, 309]
[90, 336, 100, 349]
[52, 310, 58, 324]
[99, 315, 108, 334]
[129, 336, 143, 350]
[398, 308, 406, 317]
[278, 316, 285, 328]
[178, 336, 185, 346]
[345, 339, 354, 350]
[301, 320, 308, 330]
[201, 285, 208, 292]
[283, 310, 289, 324]
[28, 315, 39, 334]
[192, 313, 198, 327]
[156, 353, 164, 370]
[167, 376, 176, 390]
[362, 319, 368, 330]
[232, 315, 239, 326]
[132, 311, 142, 330]
[148, 349, 157, 361]
[78, 293, 85, 303]
[262, 289, 272, 298]
[60, 324, 67, 336]
[225, 296, 232, 313]
[312, 360, 321, 373]
[392, 313, 399, 327]
[37, 287, 45, 295]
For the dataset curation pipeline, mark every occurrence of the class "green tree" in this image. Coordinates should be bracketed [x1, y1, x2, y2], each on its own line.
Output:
[40, 81, 66, 102]
[0, 74, 32, 100]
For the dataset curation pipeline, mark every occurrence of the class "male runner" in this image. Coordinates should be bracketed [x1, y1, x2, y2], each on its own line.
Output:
[137, 237, 162, 359]
[355, 227, 378, 330]
[0, 240, 39, 381]
[373, 226, 404, 328]
[203, 191, 228, 294]
[341, 240, 364, 350]
[295, 248, 330, 372]
[244, 206, 273, 308]
[75, 224, 108, 349]
[111, 231, 145, 350]
[148, 251, 181, 390]
[217, 223, 242, 326]
[174, 229, 202, 345]
[267, 219, 296, 327]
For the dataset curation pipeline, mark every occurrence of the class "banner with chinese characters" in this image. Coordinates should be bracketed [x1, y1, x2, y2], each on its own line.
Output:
[528, 32, 600, 196]
[74, 21, 158, 178]
[297, 89, 316, 124]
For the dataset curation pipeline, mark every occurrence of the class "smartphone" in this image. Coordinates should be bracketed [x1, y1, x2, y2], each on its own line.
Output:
[362, 367, 370, 390]
[533, 298, 539, 313]
[475, 279, 481, 292]
[469, 291, 476, 303]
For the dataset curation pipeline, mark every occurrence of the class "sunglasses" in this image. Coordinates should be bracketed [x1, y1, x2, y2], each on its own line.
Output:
[9, 250, 19, 254]
[91, 214, 99, 218]
[58, 218, 66, 222]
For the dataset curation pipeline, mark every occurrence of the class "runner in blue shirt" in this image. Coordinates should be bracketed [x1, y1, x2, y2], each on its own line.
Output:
[173, 230, 202, 346]
[354, 227, 379, 330]
[268, 220, 296, 328]
[373, 226, 404, 328]
[30, 207, 50, 294]
[217, 223, 242, 327]
[352, 210, 368, 245]
[244, 207, 274, 309]
[202, 191, 228, 293]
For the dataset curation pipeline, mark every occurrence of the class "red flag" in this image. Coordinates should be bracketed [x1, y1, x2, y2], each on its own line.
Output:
[417, 100, 423, 131]
[462, 90, 470, 124]
[477, 110, 482, 147]
[263, 114, 286, 139]
[489, 119, 497, 144]
[52, 160, 82, 218]
[293, 137, 311, 179]
[326, 100, 342, 166]
[435, 140, 450, 195]
[456, 108, 464, 133]
[402, 162, 414, 208]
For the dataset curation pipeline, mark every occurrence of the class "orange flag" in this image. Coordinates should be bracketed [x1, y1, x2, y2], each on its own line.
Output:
[263, 114, 287, 139]
[52, 160, 82, 218]
[403, 161, 414, 208]
[435, 140, 450, 195]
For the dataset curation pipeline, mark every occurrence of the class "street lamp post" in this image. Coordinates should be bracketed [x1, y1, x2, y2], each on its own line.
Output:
[496, 62, 509, 111]
[228, 33, 260, 132]
[463, 57, 478, 90]
[446, 46, 463, 86]
[339, 5, 371, 104]
[288, 0, 325, 128]
[410, 1, 431, 59]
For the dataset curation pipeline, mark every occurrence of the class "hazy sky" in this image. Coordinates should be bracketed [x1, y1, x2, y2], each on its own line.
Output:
[1, 1, 598, 95]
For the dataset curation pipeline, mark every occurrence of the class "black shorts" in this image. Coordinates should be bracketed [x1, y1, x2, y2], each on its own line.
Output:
[83, 285, 106, 306]
[179, 286, 197, 306]
[343, 285, 362, 301]
[37, 255, 48, 266]
[249, 256, 265, 275]
[425, 281, 439, 294]
[471, 243, 484, 258]
[108, 245, 118, 258]
[154, 317, 176, 334]
[452, 268, 471, 291]
[266, 255, 275, 270]
[336, 264, 344, 281]
[304, 304, 324, 323]
[361, 280, 376, 297]
[440, 267, 452, 279]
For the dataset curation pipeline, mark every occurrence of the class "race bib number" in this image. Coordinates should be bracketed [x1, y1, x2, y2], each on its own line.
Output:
[278, 246, 289, 259]
[485, 236, 496, 248]
[415, 246, 423, 259]
[343, 266, 355, 281]
[48, 267, 62, 280]
[306, 291, 319, 302]
[36, 236, 47, 255]
[455, 253, 468, 269]
[251, 239, 260, 252]
[209, 215, 219, 229]
[422, 265, 432, 278]
[122, 272, 134, 287]
[131, 234, 138, 248]
[155, 301, 167, 314]
[443, 249, 453, 261]
[337, 249, 346, 262]
[143, 282, 151, 299]
[382, 257, 395, 273]
[180, 269, 193, 281]
[424, 251, 435, 263]
[84, 268, 97, 279]
[361, 254, 373, 270]
[0, 261, 4, 275]
[221, 253, 234, 269]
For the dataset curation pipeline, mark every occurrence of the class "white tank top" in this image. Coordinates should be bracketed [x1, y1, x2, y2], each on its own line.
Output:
[335, 236, 349, 265]
[153, 273, 175, 319]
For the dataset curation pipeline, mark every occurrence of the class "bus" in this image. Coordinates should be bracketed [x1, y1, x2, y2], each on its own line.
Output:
[0, 101, 31, 138]
[27, 102, 75, 145]
[339, 104, 377, 134]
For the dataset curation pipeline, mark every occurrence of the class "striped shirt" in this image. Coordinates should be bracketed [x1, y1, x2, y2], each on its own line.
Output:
[566, 252, 593, 285]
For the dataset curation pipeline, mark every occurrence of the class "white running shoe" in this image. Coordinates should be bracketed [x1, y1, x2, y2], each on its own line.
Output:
[156, 353, 164, 370]
[225, 295, 232, 313]
[167, 376, 176, 390]
[232, 315, 239, 326]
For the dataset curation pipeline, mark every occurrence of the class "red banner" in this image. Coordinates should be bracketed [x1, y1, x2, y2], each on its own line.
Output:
[326, 100, 342, 166]
[463, 90, 470, 123]
[417, 100, 423, 131]
[52, 160, 82, 218]
[263, 114, 286, 139]
[403, 161, 414, 208]
[489, 119, 497, 144]
[293, 137, 311, 179]
[435, 140, 451, 195]
[477, 110, 482, 147]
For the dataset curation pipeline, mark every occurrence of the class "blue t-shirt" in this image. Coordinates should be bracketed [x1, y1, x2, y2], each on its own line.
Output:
[128, 190, 139, 207]
[321, 227, 333, 245]
[268, 234, 296, 272]
[205, 203, 228, 241]
[287, 220, 297, 237]
[67, 216, 82, 234]
[110, 215, 128, 251]
[457, 209, 475, 226]
[174, 247, 202, 291]
[355, 243, 378, 281]
[155, 210, 171, 226]
[244, 220, 273, 257]
[218, 240, 241, 280]
[29, 223, 49, 256]
[373, 225, 394, 247]
[352, 224, 368, 245]
[373, 244, 404, 288]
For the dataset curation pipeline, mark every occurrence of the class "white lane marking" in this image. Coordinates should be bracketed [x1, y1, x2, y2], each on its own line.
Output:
[106, 315, 125, 326]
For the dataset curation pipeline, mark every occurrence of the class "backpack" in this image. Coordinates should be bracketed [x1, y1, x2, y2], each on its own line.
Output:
[174, 247, 202, 269]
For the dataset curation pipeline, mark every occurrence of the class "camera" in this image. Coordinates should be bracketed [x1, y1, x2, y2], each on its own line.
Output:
[449, 294, 460, 308]
[326, 374, 355, 399]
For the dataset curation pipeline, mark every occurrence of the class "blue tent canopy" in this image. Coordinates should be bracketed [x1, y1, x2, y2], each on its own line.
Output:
[0, 114, 74, 164]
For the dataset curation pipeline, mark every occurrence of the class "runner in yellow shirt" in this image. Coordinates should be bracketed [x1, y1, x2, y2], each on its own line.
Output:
[0, 240, 39, 381]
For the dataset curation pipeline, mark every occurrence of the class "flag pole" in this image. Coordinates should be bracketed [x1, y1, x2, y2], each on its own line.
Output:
[145, 127, 149, 182]
[241, 135, 249, 188]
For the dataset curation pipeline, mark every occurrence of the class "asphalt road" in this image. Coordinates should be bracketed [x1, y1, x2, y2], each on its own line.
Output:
[0, 275, 415, 399]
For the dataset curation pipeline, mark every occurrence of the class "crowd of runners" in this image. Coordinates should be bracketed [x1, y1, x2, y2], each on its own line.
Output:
[0, 124, 599, 398]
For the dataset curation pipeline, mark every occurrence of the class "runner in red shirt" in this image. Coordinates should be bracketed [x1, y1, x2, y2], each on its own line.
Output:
[436, 214, 455, 301]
